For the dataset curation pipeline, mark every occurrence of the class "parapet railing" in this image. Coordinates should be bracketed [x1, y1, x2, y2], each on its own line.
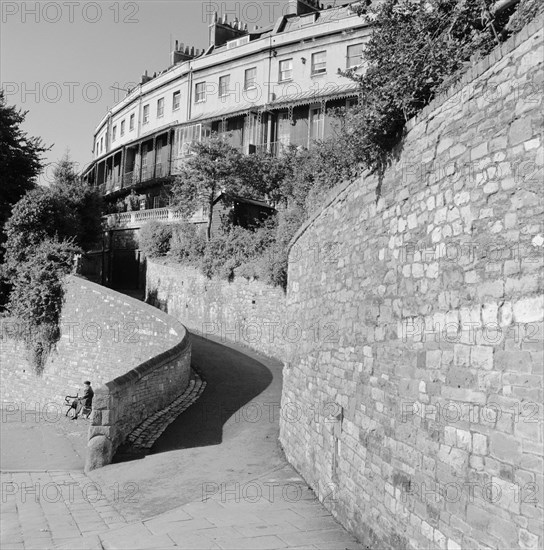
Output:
[103, 208, 207, 229]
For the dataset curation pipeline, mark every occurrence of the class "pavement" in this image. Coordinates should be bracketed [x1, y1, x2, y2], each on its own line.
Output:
[1, 331, 364, 550]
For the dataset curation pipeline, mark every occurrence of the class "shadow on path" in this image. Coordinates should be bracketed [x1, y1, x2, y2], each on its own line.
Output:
[152, 333, 273, 452]
[112, 332, 273, 462]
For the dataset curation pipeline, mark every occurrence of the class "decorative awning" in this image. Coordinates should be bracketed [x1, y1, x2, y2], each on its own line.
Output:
[267, 82, 360, 109]
[139, 121, 177, 140]
[190, 103, 262, 123]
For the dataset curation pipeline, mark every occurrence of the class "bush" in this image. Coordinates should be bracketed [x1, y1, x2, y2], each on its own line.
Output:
[201, 225, 265, 281]
[2, 169, 101, 371]
[344, 0, 537, 176]
[7, 238, 78, 373]
[139, 221, 174, 257]
[161, 1, 542, 290]
[169, 223, 207, 265]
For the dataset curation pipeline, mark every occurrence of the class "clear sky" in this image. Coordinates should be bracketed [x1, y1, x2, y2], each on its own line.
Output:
[1, 0, 290, 184]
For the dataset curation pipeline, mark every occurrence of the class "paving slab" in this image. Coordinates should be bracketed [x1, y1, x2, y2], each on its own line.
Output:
[1, 329, 364, 549]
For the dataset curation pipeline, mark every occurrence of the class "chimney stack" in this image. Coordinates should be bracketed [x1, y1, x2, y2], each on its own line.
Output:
[208, 10, 249, 47]
[286, 0, 321, 15]
[171, 40, 200, 65]
[141, 70, 152, 84]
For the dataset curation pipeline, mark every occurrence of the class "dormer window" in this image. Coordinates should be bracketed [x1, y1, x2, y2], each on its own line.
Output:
[300, 13, 317, 27]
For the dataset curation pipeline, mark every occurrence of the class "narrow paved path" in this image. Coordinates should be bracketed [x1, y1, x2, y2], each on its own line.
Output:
[1, 332, 363, 549]
[90, 333, 289, 520]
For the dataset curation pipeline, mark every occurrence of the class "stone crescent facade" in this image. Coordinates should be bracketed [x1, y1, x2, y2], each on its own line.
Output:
[81, 0, 372, 215]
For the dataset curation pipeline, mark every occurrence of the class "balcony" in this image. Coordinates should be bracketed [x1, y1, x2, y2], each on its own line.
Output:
[103, 207, 207, 230]
[123, 171, 134, 186]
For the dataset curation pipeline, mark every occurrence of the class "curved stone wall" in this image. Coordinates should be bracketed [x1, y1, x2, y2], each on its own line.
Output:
[146, 260, 288, 360]
[0, 275, 191, 470]
[280, 17, 543, 550]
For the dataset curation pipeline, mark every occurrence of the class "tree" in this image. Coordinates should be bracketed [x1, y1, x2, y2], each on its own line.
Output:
[3, 154, 102, 266]
[0, 90, 49, 251]
[51, 153, 103, 251]
[238, 151, 294, 207]
[2, 154, 102, 371]
[342, 0, 529, 176]
[2, 188, 74, 266]
[170, 135, 249, 241]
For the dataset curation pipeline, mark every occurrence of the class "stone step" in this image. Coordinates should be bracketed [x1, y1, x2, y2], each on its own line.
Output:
[125, 368, 206, 451]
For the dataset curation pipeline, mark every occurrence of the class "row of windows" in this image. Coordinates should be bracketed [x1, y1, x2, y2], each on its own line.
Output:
[194, 45, 363, 104]
[142, 91, 181, 126]
[105, 44, 363, 148]
[110, 112, 136, 145]
[100, 97, 356, 160]
[109, 91, 182, 147]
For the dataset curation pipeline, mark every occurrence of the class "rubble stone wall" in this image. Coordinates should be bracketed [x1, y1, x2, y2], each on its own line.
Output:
[280, 17, 543, 550]
[143, 17, 543, 549]
[0, 276, 191, 470]
[146, 260, 289, 360]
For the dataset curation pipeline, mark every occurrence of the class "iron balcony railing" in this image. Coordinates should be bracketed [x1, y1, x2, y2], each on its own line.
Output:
[122, 171, 134, 186]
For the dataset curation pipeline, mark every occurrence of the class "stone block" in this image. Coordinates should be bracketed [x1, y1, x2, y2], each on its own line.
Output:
[489, 432, 522, 464]
[519, 528, 540, 550]
[513, 296, 544, 323]
[471, 346, 493, 370]
[85, 435, 113, 472]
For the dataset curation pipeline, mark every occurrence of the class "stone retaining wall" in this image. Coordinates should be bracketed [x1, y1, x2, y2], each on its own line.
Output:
[280, 17, 543, 550]
[142, 17, 544, 549]
[87, 328, 191, 471]
[146, 260, 288, 360]
[0, 275, 191, 470]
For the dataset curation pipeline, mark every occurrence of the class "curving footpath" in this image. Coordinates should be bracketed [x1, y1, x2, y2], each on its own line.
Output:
[1, 333, 363, 550]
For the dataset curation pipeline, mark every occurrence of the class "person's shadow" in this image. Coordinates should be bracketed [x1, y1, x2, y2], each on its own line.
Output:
[113, 332, 273, 462]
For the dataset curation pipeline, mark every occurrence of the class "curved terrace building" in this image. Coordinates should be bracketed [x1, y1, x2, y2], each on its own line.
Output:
[83, 0, 371, 213]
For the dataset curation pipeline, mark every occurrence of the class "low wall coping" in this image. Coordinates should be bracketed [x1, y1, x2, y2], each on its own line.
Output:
[70, 276, 192, 471]
[70, 274, 191, 394]
[104, 333, 190, 391]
